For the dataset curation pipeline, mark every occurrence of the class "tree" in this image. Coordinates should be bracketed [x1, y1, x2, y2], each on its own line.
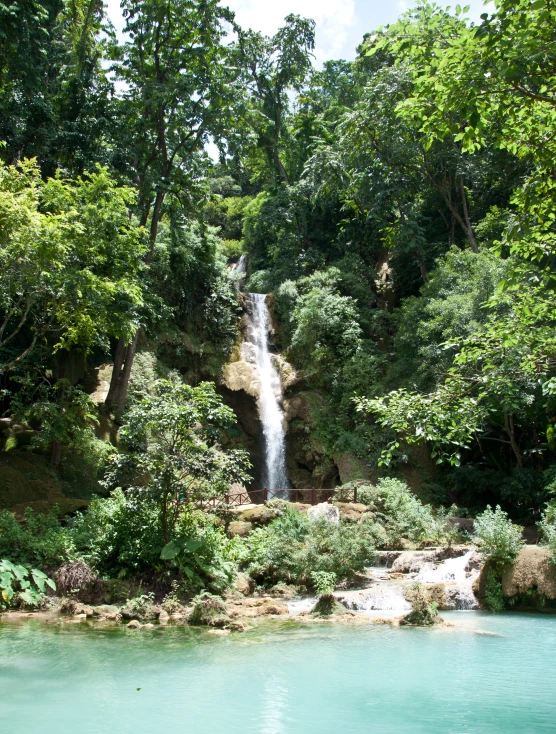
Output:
[106, 0, 239, 410]
[234, 14, 315, 184]
[105, 380, 251, 543]
[0, 159, 146, 373]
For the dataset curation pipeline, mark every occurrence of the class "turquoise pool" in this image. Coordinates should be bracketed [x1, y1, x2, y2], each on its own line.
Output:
[1, 612, 555, 733]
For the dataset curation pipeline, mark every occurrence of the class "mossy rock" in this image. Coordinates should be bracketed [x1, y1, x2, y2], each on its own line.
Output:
[188, 593, 231, 627]
[238, 505, 280, 525]
[311, 594, 349, 617]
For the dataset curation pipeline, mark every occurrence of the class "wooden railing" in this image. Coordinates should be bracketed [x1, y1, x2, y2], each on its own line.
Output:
[197, 486, 357, 509]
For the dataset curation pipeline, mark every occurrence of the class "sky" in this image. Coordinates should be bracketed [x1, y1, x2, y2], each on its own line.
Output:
[105, 0, 494, 64]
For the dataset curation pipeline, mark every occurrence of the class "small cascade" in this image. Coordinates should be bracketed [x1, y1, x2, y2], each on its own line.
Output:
[341, 585, 412, 614]
[244, 293, 289, 491]
[416, 550, 479, 610]
[230, 254, 248, 291]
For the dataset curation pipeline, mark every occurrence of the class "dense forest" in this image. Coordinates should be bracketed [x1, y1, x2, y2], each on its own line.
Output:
[1, 0, 556, 610]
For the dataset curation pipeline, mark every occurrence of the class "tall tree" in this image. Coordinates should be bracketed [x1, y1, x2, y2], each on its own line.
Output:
[106, 0, 238, 411]
[234, 14, 315, 184]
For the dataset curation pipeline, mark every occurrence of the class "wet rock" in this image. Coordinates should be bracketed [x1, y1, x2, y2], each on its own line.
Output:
[228, 520, 253, 537]
[142, 623, 155, 629]
[158, 610, 170, 624]
[373, 550, 403, 568]
[225, 620, 249, 632]
[465, 551, 484, 572]
[127, 620, 142, 629]
[307, 502, 340, 525]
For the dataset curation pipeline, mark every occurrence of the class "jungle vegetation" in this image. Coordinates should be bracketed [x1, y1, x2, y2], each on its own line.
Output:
[1, 0, 556, 599]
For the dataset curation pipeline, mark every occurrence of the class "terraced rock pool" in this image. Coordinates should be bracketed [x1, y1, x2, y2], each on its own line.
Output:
[1, 612, 555, 733]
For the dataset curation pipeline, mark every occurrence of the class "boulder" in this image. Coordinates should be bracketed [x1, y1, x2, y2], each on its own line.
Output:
[501, 546, 556, 599]
[228, 520, 253, 538]
[307, 503, 340, 525]
[238, 505, 280, 525]
[260, 601, 289, 615]
[448, 517, 475, 534]
[222, 360, 260, 398]
[127, 620, 142, 629]
[234, 573, 253, 596]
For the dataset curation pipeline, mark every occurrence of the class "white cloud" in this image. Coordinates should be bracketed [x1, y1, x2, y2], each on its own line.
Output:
[225, 0, 356, 65]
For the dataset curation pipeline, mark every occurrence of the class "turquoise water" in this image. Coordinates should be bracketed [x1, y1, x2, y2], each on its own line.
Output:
[1, 612, 555, 733]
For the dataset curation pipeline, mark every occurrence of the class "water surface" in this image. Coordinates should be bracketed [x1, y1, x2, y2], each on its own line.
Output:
[1, 612, 555, 733]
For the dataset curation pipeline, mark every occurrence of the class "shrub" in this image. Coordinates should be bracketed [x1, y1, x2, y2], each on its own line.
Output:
[473, 505, 524, 567]
[483, 567, 505, 612]
[539, 501, 556, 564]
[241, 504, 376, 586]
[401, 583, 440, 626]
[310, 571, 337, 596]
[0, 509, 76, 569]
[0, 559, 56, 609]
[121, 592, 158, 621]
[69, 489, 164, 576]
[347, 478, 451, 547]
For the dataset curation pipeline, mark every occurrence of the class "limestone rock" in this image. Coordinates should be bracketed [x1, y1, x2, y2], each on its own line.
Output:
[334, 453, 373, 484]
[228, 520, 253, 538]
[127, 620, 142, 629]
[238, 504, 280, 525]
[223, 361, 259, 398]
[502, 546, 556, 599]
[307, 502, 340, 524]
[234, 573, 253, 596]
[158, 610, 170, 623]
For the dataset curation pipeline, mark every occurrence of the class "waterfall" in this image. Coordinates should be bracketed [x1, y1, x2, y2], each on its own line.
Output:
[230, 254, 248, 291]
[416, 550, 479, 610]
[245, 293, 289, 491]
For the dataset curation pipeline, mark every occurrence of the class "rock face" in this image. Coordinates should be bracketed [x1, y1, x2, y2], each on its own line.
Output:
[307, 502, 340, 524]
[502, 546, 556, 599]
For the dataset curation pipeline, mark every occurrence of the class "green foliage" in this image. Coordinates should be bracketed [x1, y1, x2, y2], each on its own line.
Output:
[483, 567, 505, 612]
[0, 160, 147, 371]
[241, 504, 376, 586]
[539, 501, 556, 564]
[0, 559, 56, 609]
[401, 583, 440, 626]
[0, 508, 75, 568]
[310, 570, 337, 595]
[69, 489, 164, 575]
[349, 478, 452, 547]
[105, 379, 251, 543]
[473, 505, 524, 567]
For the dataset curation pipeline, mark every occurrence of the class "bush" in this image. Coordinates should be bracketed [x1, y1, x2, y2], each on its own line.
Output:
[539, 501, 556, 564]
[241, 504, 376, 585]
[401, 583, 440, 626]
[347, 478, 452, 547]
[69, 489, 164, 576]
[0, 559, 56, 609]
[0, 509, 76, 569]
[473, 505, 524, 567]
[483, 567, 505, 612]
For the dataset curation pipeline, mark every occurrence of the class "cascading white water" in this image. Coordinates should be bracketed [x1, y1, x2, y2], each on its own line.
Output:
[230, 254, 248, 290]
[247, 293, 289, 491]
[416, 550, 479, 610]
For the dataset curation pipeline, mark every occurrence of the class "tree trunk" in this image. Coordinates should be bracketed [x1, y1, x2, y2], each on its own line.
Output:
[416, 250, 430, 284]
[105, 331, 139, 415]
[50, 440, 61, 466]
[504, 411, 523, 468]
[459, 177, 479, 253]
